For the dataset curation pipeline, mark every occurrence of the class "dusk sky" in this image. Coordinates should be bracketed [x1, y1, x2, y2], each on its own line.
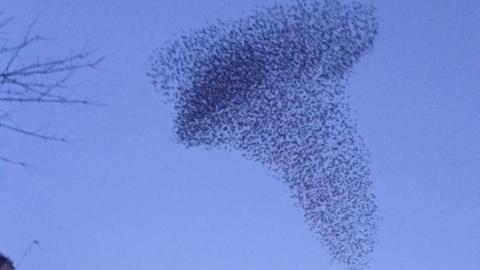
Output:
[1, 0, 479, 269]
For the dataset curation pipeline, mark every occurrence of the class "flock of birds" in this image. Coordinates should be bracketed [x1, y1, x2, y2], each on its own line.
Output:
[148, 0, 379, 268]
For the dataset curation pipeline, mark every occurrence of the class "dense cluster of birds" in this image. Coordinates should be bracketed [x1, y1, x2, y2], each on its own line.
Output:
[148, 0, 378, 268]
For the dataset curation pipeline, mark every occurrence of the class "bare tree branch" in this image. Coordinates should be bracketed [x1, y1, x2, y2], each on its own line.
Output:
[0, 15, 103, 168]
[0, 155, 27, 168]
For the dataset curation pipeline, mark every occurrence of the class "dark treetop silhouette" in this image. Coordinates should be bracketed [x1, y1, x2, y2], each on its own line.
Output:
[0, 252, 14, 270]
[148, 0, 378, 268]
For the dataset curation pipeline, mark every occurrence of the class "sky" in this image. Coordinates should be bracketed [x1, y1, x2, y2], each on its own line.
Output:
[0, 0, 479, 269]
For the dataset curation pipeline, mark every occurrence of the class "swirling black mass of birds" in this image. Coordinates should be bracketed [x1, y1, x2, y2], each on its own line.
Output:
[148, 0, 378, 268]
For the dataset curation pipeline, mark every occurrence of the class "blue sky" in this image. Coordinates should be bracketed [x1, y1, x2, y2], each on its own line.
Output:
[0, 0, 479, 269]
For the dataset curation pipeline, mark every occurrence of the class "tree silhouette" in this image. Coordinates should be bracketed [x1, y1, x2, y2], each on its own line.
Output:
[0, 14, 102, 167]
